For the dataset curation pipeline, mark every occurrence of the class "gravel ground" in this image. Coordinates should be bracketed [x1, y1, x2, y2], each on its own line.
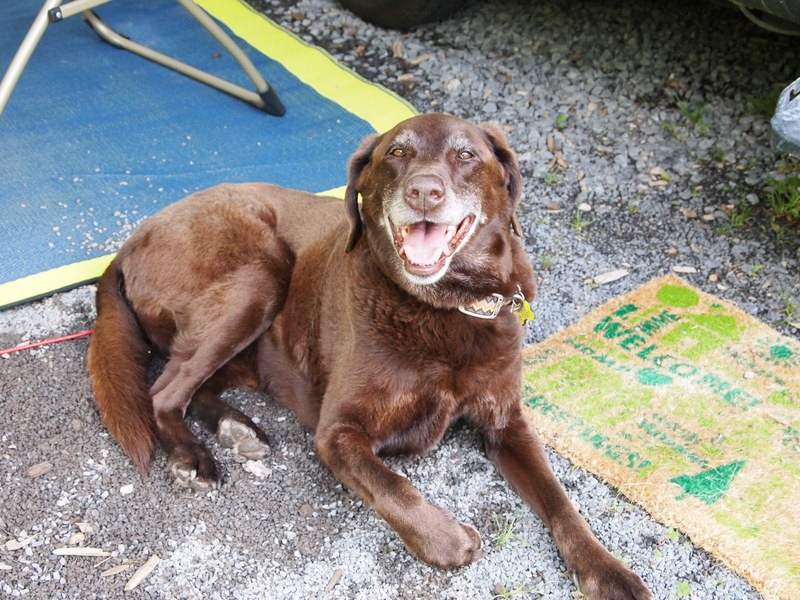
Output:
[1, 0, 799, 599]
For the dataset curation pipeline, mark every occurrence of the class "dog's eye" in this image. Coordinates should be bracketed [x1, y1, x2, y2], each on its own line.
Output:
[458, 150, 475, 160]
[388, 147, 406, 158]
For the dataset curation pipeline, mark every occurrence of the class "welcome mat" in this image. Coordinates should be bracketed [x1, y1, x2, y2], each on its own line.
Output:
[522, 275, 799, 600]
[0, 0, 415, 309]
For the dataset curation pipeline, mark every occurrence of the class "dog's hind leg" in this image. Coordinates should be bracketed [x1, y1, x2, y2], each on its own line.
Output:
[188, 368, 270, 461]
[152, 334, 267, 490]
[148, 264, 288, 491]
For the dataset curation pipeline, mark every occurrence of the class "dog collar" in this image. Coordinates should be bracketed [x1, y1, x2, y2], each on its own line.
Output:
[458, 286, 534, 325]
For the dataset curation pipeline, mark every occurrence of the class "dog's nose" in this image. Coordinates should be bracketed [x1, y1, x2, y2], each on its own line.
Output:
[405, 175, 445, 212]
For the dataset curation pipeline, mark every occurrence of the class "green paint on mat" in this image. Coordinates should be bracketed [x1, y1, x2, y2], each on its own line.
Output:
[637, 368, 672, 387]
[656, 283, 699, 308]
[771, 344, 792, 360]
[671, 461, 745, 504]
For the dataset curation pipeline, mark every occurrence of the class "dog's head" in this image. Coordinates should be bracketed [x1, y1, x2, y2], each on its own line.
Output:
[344, 114, 530, 305]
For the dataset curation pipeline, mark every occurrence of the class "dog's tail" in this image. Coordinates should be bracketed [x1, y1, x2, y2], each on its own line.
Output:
[87, 260, 156, 476]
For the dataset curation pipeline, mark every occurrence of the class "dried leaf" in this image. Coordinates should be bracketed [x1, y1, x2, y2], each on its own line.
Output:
[325, 568, 343, 593]
[544, 201, 562, 212]
[5, 538, 33, 551]
[392, 39, 404, 59]
[76, 522, 95, 534]
[124, 555, 160, 591]
[67, 532, 85, 545]
[27, 461, 53, 478]
[53, 547, 111, 557]
[589, 269, 630, 285]
[407, 53, 432, 65]
[672, 265, 698, 274]
[667, 77, 689, 90]
[100, 563, 134, 577]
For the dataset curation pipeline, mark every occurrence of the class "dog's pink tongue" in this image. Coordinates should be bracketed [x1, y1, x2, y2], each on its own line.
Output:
[402, 222, 449, 266]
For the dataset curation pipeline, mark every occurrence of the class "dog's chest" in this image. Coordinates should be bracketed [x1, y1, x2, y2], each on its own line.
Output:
[373, 304, 520, 378]
[363, 310, 522, 453]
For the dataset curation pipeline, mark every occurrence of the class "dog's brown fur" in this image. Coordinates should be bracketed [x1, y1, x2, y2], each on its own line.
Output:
[88, 114, 650, 599]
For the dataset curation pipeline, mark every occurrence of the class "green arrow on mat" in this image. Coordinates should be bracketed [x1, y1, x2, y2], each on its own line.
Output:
[670, 460, 745, 504]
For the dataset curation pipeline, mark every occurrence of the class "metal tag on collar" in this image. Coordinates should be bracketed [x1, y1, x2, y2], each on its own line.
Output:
[458, 293, 506, 319]
[509, 287, 525, 310]
[510, 287, 535, 325]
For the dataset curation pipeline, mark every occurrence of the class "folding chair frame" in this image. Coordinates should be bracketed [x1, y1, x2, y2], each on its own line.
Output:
[0, 0, 285, 118]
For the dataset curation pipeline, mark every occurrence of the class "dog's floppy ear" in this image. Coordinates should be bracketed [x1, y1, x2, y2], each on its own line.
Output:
[345, 133, 381, 253]
[480, 122, 524, 237]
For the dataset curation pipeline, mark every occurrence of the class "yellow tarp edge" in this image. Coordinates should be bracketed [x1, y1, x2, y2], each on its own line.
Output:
[0, 254, 116, 309]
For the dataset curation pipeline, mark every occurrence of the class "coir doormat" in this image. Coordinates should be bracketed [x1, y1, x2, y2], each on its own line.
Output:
[0, 0, 415, 309]
[523, 275, 799, 600]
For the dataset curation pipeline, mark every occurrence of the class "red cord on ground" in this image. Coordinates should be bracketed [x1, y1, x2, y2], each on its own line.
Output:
[0, 329, 93, 355]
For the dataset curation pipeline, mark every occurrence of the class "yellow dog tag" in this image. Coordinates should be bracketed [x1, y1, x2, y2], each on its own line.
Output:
[515, 299, 535, 325]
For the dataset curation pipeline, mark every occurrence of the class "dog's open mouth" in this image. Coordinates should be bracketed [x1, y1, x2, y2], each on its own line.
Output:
[391, 215, 475, 277]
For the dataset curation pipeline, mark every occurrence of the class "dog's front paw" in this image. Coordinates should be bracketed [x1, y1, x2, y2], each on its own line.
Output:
[400, 505, 484, 569]
[169, 444, 220, 492]
[217, 416, 270, 460]
[573, 550, 651, 600]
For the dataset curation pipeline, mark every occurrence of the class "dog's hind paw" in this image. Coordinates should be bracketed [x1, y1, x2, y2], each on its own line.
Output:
[172, 467, 218, 492]
[218, 417, 270, 460]
[169, 449, 220, 492]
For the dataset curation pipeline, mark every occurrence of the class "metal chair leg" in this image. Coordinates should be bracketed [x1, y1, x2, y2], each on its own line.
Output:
[77, 0, 285, 115]
[0, 0, 64, 118]
[0, 0, 285, 118]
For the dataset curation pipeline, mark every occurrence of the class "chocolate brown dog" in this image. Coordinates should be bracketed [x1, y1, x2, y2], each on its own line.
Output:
[88, 113, 651, 599]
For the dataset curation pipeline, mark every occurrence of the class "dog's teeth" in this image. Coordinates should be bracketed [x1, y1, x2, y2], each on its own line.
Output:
[423, 251, 444, 266]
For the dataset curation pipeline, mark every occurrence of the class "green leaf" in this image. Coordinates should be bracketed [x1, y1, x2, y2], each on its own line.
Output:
[665, 528, 680, 543]
[675, 581, 692, 598]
